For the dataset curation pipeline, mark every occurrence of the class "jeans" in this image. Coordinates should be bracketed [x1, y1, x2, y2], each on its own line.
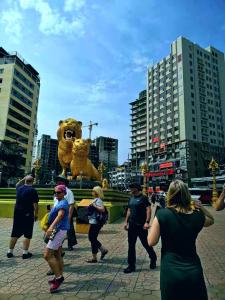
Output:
[128, 222, 157, 268]
[88, 223, 102, 254]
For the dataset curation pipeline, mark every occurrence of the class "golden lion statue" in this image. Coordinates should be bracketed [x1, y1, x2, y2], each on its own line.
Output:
[70, 139, 100, 181]
[57, 118, 82, 176]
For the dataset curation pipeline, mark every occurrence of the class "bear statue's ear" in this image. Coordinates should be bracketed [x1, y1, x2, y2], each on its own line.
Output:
[59, 120, 63, 125]
[78, 121, 82, 126]
[86, 138, 91, 145]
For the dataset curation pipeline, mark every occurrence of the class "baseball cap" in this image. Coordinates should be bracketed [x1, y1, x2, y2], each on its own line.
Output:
[55, 174, 69, 185]
[55, 184, 67, 193]
[129, 183, 142, 191]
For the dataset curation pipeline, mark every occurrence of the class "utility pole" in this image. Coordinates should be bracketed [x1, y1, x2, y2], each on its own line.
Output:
[83, 121, 98, 139]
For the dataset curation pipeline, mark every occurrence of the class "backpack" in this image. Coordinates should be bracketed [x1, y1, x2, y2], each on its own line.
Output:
[40, 212, 50, 231]
[96, 206, 109, 225]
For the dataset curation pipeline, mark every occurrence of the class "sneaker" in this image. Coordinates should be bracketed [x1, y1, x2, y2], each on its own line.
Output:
[150, 259, 157, 269]
[123, 266, 136, 274]
[22, 252, 32, 259]
[100, 249, 108, 260]
[49, 276, 64, 285]
[86, 259, 97, 263]
[50, 276, 64, 293]
[68, 246, 74, 251]
[7, 253, 14, 258]
[48, 277, 56, 284]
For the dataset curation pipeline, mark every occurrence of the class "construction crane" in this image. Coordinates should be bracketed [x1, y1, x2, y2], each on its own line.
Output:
[83, 121, 98, 139]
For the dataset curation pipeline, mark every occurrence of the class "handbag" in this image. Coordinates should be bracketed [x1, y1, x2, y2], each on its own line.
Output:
[40, 212, 50, 232]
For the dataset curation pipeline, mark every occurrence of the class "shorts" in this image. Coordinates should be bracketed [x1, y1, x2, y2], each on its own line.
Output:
[46, 230, 67, 250]
[11, 212, 34, 239]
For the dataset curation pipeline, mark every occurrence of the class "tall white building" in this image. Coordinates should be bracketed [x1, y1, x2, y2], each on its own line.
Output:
[146, 36, 225, 181]
[0, 47, 40, 173]
[130, 90, 147, 168]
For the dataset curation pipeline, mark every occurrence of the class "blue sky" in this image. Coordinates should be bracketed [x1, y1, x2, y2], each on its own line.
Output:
[0, 0, 225, 164]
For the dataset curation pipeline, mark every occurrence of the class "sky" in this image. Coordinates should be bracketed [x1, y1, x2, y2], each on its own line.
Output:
[0, 0, 225, 164]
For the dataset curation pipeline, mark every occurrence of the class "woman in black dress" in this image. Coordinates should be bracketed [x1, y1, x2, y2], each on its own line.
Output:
[148, 180, 214, 300]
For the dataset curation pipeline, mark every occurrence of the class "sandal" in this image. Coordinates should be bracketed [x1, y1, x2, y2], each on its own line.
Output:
[46, 270, 54, 276]
[86, 259, 97, 263]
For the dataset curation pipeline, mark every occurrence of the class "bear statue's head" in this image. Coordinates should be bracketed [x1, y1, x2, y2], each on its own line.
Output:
[72, 138, 91, 157]
[57, 118, 82, 144]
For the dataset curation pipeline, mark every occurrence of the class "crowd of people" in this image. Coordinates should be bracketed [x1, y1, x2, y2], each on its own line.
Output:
[6, 174, 225, 298]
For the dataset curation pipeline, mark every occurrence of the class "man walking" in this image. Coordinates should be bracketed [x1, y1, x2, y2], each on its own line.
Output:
[55, 175, 77, 250]
[7, 175, 39, 259]
[124, 183, 157, 273]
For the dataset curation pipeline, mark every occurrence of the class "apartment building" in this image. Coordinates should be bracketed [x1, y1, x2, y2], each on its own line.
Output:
[36, 134, 61, 183]
[130, 89, 147, 168]
[94, 136, 118, 170]
[146, 36, 225, 181]
[0, 47, 40, 173]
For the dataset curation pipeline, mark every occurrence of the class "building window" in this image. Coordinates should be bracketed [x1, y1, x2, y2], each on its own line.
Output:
[11, 88, 32, 107]
[0, 68, 4, 74]
[7, 119, 29, 135]
[0, 78, 2, 83]
[5, 129, 28, 144]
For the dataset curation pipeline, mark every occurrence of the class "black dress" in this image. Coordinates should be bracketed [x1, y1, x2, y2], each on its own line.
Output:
[156, 208, 208, 300]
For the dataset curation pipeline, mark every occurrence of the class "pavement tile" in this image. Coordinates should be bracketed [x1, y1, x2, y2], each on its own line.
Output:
[0, 207, 224, 299]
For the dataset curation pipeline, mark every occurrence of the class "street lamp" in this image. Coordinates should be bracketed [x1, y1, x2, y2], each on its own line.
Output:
[209, 157, 218, 205]
[140, 161, 148, 195]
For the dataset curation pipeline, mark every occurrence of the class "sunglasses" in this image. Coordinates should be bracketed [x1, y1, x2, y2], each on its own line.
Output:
[54, 191, 63, 195]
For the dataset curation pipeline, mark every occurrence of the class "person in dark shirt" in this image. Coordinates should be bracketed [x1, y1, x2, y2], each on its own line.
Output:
[123, 183, 157, 273]
[7, 175, 39, 259]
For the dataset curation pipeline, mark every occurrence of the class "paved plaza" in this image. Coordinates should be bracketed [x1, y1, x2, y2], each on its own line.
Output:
[0, 206, 225, 300]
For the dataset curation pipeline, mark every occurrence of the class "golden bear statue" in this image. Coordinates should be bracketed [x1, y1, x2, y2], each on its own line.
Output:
[57, 118, 82, 176]
[70, 138, 100, 181]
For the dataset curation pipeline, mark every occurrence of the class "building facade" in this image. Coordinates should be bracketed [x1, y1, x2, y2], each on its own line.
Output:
[94, 136, 118, 171]
[0, 47, 40, 173]
[36, 134, 61, 183]
[146, 36, 225, 181]
[109, 166, 142, 190]
[130, 89, 147, 168]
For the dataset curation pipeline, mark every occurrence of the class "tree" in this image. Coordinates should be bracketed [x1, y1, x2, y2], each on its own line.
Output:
[0, 140, 25, 186]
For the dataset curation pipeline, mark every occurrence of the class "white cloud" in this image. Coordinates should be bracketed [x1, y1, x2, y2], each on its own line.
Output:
[18, 0, 85, 36]
[131, 53, 151, 73]
[0, 7, 23, 44]
[64, 0, 86, 12]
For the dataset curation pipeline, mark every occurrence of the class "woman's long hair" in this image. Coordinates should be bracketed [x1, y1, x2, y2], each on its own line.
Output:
[166, 180, 194, 212]
[93, 186, 104, 199]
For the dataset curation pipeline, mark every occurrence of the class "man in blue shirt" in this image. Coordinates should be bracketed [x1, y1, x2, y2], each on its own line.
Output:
[7, 175, 39, 259]
[124, 183, 157, 273]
